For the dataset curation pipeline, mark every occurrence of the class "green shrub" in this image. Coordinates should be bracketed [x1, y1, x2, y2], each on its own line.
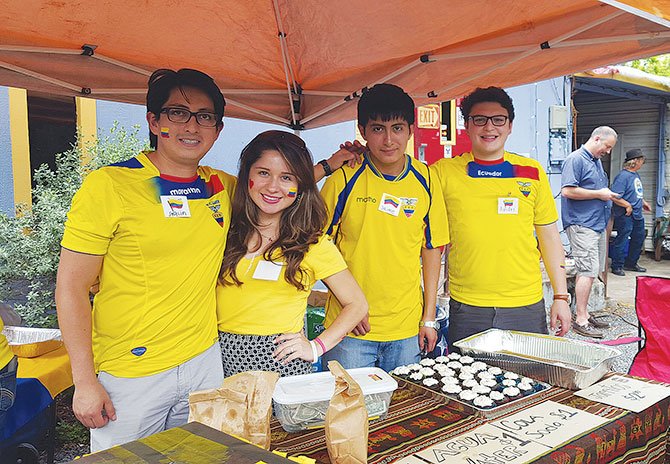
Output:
[0, 124, 148, 327]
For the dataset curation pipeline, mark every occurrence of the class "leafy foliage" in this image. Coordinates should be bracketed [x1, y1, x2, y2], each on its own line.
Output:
[0, 124, 148, 327]
[626, 54, 670, 77]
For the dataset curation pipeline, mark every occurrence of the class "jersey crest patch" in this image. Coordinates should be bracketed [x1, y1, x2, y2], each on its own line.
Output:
[400, 197, 418, 217]
[517, 181, 532, 197]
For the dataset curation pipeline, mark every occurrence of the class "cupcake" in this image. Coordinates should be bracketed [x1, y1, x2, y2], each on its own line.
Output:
[480, 378, 498, 389]
[420, 358, 436, 367]
[472, 384, 492, 395]
[460, 365, 475, 375]
[488, 367, 503, 376]
[447, 352, 462, 360]
[446, 361, 462, 370]
[458, 372, 474, 381]
[419, 367, 436, 377]
[407, 363, 421, 371]
[473, 395, 495, 409]
[435, 355, 449, 364]
[502, 386, 521, 400]
[391, 366, 410, 377]
[517, 382, 534, 396]
[520, 377, 534, 384]
[502, 379, 518, 388]
[409, 372, 424, 382]
[441, 375, 459, 385]
[442, 383, 462, 395]
[434, 365, 454, 377]
[462, 378, 479, 389]
[423, 377, 440, 390]
[458, 389, 478, 403]
[477, 371, 495, 380]
[504, 372, 520, 381]
[471, 361, 487, 372]
[489, 391, 505, 404]
[460, 355, 474, 365]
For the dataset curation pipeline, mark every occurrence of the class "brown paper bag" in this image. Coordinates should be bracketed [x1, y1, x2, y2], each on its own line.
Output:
[188, 371, 279, 449]
[324, 361, 368, 464]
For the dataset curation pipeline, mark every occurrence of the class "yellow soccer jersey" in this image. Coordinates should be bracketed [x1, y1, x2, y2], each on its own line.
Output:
[217, 235, 347, 335]
[431, 151, 558, 307]
[61, 152, 233, 377]
[0, 319, 13, 369]
[321, 154, 449, 342]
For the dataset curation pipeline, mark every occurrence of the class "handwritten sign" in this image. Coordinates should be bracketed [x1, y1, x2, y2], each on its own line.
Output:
[396, 401, 609, 464]
[489, 401, 608, 448]
[575, 375, 670, 413]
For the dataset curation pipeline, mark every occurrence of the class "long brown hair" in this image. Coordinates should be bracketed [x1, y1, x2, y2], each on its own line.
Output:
[220, 130, 328, 291]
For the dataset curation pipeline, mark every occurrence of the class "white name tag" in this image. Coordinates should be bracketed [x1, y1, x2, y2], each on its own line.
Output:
[252, 260, 283, 281]
[161, 195, 191, 218]
[379, 193, 401, 216]
[498, 197, 519, 215]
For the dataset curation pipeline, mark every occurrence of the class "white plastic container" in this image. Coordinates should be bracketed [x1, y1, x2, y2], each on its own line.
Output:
[272, 367, 398, 432]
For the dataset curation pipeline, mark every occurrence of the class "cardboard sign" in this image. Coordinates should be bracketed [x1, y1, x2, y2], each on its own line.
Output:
[396, 401, 609, 464]
[575, 375, 670, 413]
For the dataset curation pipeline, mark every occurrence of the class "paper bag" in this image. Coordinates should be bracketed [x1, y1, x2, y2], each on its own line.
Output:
[189, 371, 279, 449]
[324, 361, 368, 464]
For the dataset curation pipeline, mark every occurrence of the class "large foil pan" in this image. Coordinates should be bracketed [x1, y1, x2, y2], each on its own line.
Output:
[3, 326, 63, 358]
[454, 329, 620, 390]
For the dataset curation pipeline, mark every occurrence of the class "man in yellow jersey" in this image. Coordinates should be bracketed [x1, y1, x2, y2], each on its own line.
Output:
[321, 84, 450, 372]
[431, 87, 571, 352]
[0, 318, 17, 432]
[56, 69, 234, 451]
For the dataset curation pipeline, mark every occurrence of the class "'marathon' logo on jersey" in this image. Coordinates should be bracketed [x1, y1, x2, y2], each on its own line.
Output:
[356, 196, 376, 203]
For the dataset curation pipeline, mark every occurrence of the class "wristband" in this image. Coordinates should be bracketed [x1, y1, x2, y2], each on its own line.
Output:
[314, 337, 327, 354]
[318, 159, 333, 176]
[553, 293, 570, 303]
[309, 341, 319, 363]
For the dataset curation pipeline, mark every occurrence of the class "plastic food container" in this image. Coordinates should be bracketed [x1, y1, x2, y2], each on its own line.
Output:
[3, 326, 63, 358]
[272, 367, 398, 432]
[454, 329, 620, 390]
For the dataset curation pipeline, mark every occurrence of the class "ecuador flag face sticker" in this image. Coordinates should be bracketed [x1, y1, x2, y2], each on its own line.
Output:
[287, 187, 297, 198]
[160, 127, 170, 138]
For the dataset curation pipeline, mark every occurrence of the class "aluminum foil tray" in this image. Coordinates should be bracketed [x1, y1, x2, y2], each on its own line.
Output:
[453, 329, 620, 390]
[3, 326, 63, 358]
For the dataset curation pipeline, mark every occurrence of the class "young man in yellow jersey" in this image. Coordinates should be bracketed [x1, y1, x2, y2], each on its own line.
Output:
[321, 84, 450, 372]
[56, 69, 235, 451]
[430, 87, 571, 351]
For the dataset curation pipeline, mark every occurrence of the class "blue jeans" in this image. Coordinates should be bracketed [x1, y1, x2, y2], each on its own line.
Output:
[322, 335, 420, 372]
[612, 215, 646, 269]
[0, 356, 18, 432]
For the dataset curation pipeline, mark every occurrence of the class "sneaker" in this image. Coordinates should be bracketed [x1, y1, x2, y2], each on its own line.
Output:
[611, 268, 625, 276]
[623, 264, 647, 272]
[572, 322, 603, 338]
[588, 315, 610, 329]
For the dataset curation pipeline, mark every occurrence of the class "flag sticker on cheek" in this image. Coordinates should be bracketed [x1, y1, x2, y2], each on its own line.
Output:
[160, 127, 170, 138]
[249, 180, 254, 189]
[287, 187, 297, 198]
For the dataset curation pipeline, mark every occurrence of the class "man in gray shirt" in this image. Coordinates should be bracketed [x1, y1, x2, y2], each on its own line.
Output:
[561, 126, 619, 338]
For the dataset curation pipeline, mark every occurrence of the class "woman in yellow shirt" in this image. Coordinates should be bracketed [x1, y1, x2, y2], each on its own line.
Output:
[216, 131, 367, 377]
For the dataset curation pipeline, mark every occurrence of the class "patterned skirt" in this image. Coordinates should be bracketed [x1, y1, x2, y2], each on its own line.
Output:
[218, 332, 312, 378]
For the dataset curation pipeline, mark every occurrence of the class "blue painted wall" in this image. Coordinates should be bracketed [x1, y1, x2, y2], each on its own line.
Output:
[0, 87, 14, 215]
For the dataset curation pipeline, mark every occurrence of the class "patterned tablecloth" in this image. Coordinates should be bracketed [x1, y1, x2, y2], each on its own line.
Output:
[271, 375, 670, 464]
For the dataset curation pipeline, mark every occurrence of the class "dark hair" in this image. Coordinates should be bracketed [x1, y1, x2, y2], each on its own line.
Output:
[146, 68, 225, 148]
[220, 130, 327, 291]
[460, 87, 515, 122]
[357, 83, 415, 129]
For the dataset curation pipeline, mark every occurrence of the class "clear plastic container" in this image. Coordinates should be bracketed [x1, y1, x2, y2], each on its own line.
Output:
[272, 367, 397, 432]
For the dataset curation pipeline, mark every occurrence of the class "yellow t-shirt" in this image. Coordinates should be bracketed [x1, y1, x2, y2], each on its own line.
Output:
[0, 319, 13, 369]
[61, 152, 233, 377]
[217, 235, 347, 335]
[431, 151, 558, 307]
[321, 154, 450, 342]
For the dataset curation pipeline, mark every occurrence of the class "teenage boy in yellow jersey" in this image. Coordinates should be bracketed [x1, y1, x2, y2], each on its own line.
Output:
[431, 87, 571, 351]
[55, 69, 235, 452]
[321, 84, 450, 372]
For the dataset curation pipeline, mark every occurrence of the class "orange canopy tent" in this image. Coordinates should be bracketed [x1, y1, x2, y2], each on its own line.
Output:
[0, 1, 668, 129]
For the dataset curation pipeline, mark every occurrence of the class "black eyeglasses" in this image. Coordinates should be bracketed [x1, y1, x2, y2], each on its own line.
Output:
[468, 115, 509, 127]
[160, 107, 220, 127]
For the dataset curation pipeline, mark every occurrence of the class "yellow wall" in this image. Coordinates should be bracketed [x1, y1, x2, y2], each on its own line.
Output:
[76, 96, 97, 165]
[8, 87, 31, 208]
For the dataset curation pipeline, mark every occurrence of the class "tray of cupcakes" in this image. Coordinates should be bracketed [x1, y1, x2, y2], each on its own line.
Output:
[390, 352, 550, 416]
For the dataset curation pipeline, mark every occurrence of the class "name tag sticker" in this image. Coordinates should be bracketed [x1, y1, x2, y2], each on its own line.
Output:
[253, 260, 283, 281]
[379, 193, 402, 216]
[498, 197, 519, 215]
[161, 195, 191, 218]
